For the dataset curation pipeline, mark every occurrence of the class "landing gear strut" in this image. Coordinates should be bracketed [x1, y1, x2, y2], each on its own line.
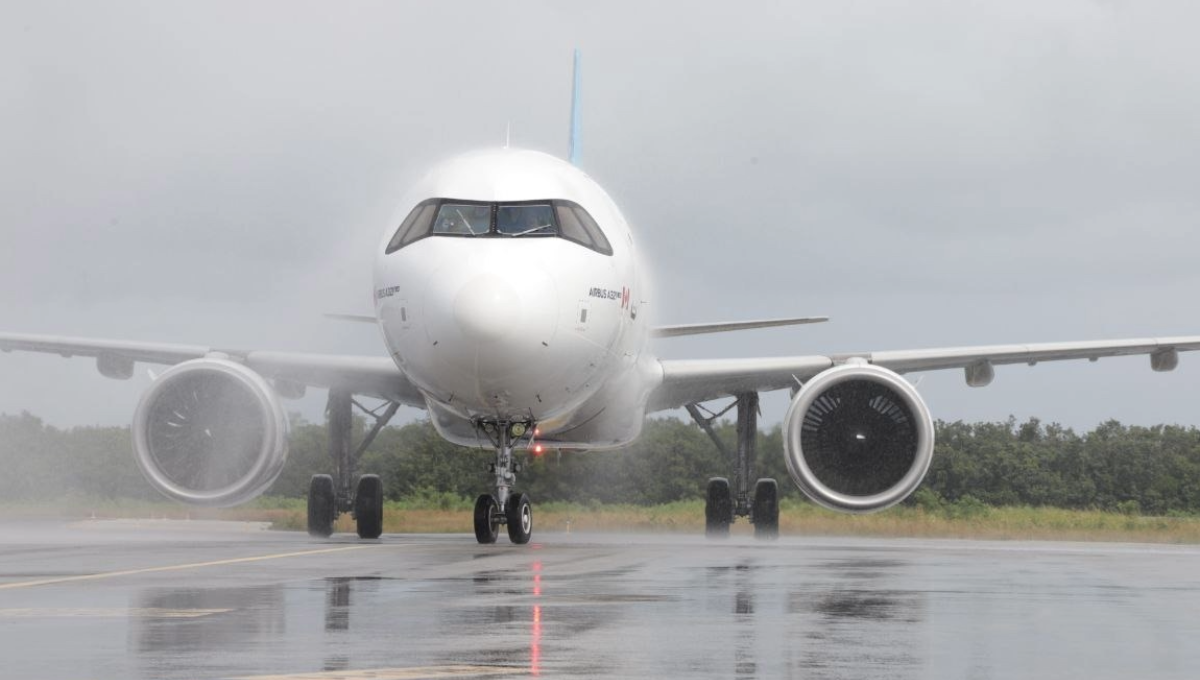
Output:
[472, 419, 534, 545]
[688, 392, 779, 540]
[306, 390, 399, 539]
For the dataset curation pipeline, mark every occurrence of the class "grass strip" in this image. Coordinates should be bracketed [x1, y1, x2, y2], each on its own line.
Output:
[6, 497, 1200, 544]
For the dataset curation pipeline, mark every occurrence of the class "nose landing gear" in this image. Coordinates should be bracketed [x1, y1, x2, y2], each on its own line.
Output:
[472, 419, 535, 545]
[506, 492, 533, 544]
[473, 493, 500, 543]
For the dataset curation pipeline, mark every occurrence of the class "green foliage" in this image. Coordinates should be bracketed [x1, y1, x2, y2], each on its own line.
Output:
[926, 417, 1200, 515]
[1116, 499, 1142, 516]
[7, 409, 1200, 517]
[909, 487, 944, 512]
[393, 487, 472, 511]
[0, 412, 154, 502]
[944, 494, 991, 520]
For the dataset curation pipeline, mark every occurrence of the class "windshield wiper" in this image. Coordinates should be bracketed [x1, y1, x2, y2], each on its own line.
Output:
[454, 208, 483, 236]
[506, 224, 554, 237]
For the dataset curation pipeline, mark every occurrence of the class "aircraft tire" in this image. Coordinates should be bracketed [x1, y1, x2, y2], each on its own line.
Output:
[705, 477, 732, 538]
[506, 493, 533, 545]
[474, 494, 500, 544]
[307, 474, 336, 538]
[752, 478, 780, 540]
[354, 474, 384, 539]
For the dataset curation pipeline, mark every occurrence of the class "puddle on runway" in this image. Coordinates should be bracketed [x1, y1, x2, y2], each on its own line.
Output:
[110, 549, 1182, 679]
[5, 537, 1199, 679]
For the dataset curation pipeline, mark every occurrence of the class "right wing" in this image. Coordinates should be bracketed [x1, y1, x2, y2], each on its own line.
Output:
[651, 316, 828, 338]
[650, 355, 834, 411]
[0, 332, 425, 406]
[649, 335, 1200, 411]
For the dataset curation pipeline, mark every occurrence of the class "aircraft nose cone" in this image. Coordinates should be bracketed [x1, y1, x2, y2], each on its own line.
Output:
[453, 274, 521, 341]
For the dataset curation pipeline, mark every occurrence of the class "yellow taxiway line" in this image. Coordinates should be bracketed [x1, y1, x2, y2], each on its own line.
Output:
[232, 667, 527, 680]
[0, 607, 233, 618]
[0, 544, 388, 591]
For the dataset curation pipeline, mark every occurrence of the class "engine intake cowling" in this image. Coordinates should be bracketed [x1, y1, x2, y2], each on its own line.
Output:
[783, 363, 934, 513]
[132, 358, 289, 507]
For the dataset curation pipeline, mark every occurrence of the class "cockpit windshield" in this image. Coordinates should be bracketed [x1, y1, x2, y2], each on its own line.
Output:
[433, 204, 490, 236]
[386, 199, 612, 255]
[496, 204, 555, 236]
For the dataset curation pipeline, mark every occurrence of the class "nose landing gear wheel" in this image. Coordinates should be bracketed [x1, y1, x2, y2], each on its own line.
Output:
[307, 474, 336, 538]
[354, 474, 384, 539]
[474, 494, 500, 544]
[506, 493, 533, 545]
[752, 478, 779, 540]
[705, 477, 732, 538]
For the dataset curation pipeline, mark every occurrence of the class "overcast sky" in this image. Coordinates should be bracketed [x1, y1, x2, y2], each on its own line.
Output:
[4, 1, 1200, 431]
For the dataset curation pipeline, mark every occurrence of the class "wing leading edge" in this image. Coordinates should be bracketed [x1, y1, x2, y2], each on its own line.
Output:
[652, 316, 829, 338]
[649, 335, 1200, 411]
[0, 332, 424, 406]
[8, 331, 1200, 419]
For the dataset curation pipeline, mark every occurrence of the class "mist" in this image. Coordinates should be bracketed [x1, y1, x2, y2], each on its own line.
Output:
[4, 1, 1200, 431]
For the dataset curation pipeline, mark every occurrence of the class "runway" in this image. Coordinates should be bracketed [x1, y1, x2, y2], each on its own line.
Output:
[2, 521, 1200, 679]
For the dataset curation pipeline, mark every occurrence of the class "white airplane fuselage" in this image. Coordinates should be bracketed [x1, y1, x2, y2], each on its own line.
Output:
[373, 149, 659, 448]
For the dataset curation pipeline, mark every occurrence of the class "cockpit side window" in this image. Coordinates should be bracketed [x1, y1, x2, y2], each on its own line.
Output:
[385, 200, 438, 254]
[553, 201, 613, 256]
[385, 198, 612, 256]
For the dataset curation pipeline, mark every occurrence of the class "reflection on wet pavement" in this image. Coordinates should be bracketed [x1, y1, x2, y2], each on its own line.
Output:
[325, 578, 351, 632]
[132, 586, 286, 679]
[2, 529, 1200, 679]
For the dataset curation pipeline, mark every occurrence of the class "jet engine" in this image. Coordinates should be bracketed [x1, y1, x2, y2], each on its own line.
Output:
[132, 358, 289, 507]
[783, 363, 934, 513]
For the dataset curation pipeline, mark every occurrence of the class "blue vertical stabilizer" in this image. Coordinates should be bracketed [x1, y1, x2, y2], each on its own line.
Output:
[568, 49, 582, 166]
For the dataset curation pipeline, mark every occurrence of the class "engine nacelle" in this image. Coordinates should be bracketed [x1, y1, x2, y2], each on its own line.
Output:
[783, 363, 934, 513]
[132, 358, 289, 507]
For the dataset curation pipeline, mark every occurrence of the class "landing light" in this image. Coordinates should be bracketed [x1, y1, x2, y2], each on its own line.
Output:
[511, 423, 527, 438]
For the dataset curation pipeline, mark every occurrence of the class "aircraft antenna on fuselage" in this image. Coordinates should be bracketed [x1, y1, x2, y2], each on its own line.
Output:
[568, 48, 582, 166]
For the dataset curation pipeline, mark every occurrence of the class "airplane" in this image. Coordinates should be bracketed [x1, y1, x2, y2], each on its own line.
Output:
[4, 52, 1200, 545]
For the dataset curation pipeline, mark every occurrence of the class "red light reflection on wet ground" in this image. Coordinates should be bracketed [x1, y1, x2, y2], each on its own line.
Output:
[531, 560, 543, 676]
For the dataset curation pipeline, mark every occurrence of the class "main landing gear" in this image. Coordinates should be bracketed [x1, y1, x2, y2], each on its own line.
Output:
[472, 419, 534, 545]
[688, 392, 780, 540]
[306, 389, 399, 539]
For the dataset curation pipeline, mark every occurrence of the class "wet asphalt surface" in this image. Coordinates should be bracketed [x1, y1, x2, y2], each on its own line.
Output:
[1, 520, 1200, 679]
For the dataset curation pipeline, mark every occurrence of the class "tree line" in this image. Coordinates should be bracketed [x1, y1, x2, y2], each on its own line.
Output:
[2, 411, 1199, 515]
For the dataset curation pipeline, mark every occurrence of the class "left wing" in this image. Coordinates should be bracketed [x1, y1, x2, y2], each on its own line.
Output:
[649, 335, 1200, 411]
[0, 332, 425, 406]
